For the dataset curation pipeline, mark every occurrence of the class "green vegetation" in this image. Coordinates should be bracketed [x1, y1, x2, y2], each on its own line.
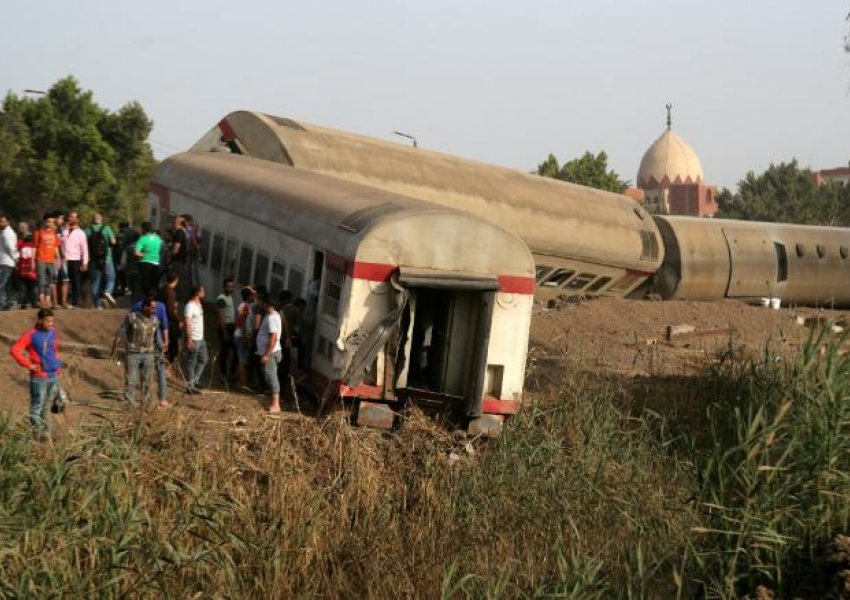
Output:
[536, 151, 629, 193]
[716, 159, 850, 225]
[2, 328, 850, 597]
[0, 76, 156, 224]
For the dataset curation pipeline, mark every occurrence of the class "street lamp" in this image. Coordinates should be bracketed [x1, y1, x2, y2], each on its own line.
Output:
[393, 131, 417, 148]
[23, 89, 46, 96]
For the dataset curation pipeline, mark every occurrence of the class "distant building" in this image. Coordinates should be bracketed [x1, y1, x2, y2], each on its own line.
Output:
[812, 166, 850, 187]
[631, 105, 718, 217]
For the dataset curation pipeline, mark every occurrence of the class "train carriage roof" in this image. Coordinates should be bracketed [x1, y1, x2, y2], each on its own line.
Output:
[154, 152, 533, 277]
[191, 111, 664, 273]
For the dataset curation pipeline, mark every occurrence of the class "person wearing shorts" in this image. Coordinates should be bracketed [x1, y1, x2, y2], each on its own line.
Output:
[33, 214, 61, 309]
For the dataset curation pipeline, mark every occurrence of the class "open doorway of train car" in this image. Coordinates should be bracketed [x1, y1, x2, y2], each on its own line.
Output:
[341, 272, 497, 424]
[393, 276, 496, 417]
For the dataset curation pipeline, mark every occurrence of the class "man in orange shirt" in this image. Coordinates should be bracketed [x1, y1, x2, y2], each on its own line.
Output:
[33, 213, 61, 309]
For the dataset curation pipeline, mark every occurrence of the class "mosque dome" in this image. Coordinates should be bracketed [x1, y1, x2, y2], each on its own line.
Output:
[637, 111, 703, 189]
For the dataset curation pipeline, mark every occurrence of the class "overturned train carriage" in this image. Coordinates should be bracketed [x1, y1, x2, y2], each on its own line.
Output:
[192, 111, 850, 309]
[150, 152, 535, 435]
[192, 110, 664, 301]
[654, 216, 850, 307]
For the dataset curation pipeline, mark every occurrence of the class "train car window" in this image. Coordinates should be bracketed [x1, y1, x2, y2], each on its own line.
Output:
[774, 243, 788, 282]
[795, 243, 805, 258]
[566, 273, 596, 290]
[270, 260, 287, 299]
[541, 268, 575, 287]
[640, 231, 659, 261]
[224, 239, 239, 278]
[210, 233, 225, 273]
[238, 245, 254, 284]
[198, 226, 210, 266]
[841, 246, 849, 259]
[586, 276, 612, 293]
[288, 267, 305, 297]
[322, 266, 343, 318]
[254, 252, 270, 288]
[535, 265, 554, 282]
[816, 244, 826, 259]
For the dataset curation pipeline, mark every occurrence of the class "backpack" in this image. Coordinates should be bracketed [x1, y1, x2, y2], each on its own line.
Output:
[88, 225, 108, 266]
[17, 244, 36, 280]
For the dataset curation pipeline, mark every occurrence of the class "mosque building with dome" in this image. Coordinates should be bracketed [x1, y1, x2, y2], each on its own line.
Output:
[630, 105, 718, 217]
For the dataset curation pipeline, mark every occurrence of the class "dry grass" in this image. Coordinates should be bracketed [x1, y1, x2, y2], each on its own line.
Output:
[2, 325, 850, 597]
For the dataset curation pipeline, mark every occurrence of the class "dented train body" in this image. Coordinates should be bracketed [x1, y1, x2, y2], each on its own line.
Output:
[149, 152, 535, 435]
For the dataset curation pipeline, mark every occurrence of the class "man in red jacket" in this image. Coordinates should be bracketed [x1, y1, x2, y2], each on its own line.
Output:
[10, 309, 62, 434]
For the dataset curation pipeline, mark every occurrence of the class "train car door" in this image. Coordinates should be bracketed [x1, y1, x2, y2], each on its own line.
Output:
[394, 269, 497, 417]
[341, 269, 497, 418]
[723, 228, 776, 298]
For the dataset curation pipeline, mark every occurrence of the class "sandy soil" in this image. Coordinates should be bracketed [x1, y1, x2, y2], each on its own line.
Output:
[529, 296, 838, 378]
[0, 298, 843, 433]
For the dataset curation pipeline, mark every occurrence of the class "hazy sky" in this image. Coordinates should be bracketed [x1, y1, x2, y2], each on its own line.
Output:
[2, 1, 848, 189]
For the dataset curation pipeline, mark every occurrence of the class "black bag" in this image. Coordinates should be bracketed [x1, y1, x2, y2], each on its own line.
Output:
[89, 225, 108, 267]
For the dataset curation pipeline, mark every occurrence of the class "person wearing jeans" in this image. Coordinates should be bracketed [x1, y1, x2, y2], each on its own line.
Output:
[256, 301, 283, 413]
[0, 215, 18, 310]
[10, 309, 62, 434]
[183, 285, 208, 394]
[131, 295, 171, 408]
[116, 297, 161, 408]
[86, 214, 118, 308]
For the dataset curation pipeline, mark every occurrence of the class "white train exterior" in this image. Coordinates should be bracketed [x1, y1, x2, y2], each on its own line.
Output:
[148, 152, 535, 435]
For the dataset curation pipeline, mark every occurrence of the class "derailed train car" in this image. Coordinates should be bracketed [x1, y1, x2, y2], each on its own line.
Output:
[654, 216, 850, 307]
[149, 152, 535, 435]
[192, 110, 665, 302]
[190, 110, 850, 308]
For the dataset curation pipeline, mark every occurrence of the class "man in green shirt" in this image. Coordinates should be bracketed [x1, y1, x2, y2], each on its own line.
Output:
[134, 222, 163, 297]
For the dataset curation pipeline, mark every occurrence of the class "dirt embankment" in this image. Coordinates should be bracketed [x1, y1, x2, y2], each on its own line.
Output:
[0, 298, 844, 431]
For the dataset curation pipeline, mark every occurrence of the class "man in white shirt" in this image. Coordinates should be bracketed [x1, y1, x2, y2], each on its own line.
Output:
[0, 215, 18, 311]
[256, 301, 283, 412]
[183, 285, 208, 395]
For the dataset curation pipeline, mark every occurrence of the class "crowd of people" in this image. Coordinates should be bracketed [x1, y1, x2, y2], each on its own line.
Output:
[5, 208, 313, 434]
[0, 211, 203, 311]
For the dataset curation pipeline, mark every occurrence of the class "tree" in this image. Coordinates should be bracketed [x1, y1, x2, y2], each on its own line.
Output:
[0, 76, 156, 224]
[536, 151, 628, 193]
[716, 159, 850, 225]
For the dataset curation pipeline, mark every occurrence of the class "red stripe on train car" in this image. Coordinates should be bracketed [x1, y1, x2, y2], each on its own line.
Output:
[218, 119, 236, 141]
[349, 261, 397, 282]
[339, 382, 387, 400]
[347, 261, 535, 295]
[482, 396, 521, 415]
[497, 275, 535, 295]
